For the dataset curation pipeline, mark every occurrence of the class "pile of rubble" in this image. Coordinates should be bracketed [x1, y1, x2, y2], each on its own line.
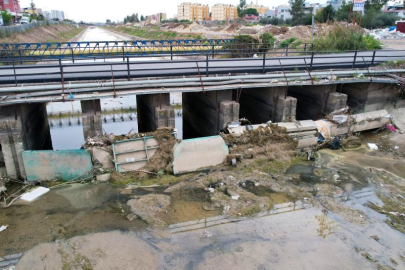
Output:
[367, 28, 405, 40]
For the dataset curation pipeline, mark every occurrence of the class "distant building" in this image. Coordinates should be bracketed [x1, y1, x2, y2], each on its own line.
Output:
[265, 9, 276, 18]
[211, 4, 238, 21]
[244, 14, 260, 22]
[51, 10, 65, 21]
[146, 13, 167, 22]
[177, 2, 209, 21]
[0, 0, 22, 22]
[383, 0, 405, 18]
[276, 5, 292, 20]
[246, 2, 269, 15]
[326, 0, 343, 11]
[42, 10, 51, 20]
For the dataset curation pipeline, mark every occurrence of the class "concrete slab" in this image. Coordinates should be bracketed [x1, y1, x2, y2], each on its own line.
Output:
[173, 136, 229, 175]
[22, 150, 93, 181]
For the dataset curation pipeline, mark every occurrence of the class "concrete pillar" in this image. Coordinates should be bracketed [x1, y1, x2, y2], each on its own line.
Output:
[81, 99, 103, 139]
[0, 103, 52, 180]
[275, 96, 297, 122]
[288, 85, 348, 120]
[219, 101, 240, 130]
[136, 93, 174, 133]
[238, 86, 296, 124]
[183, 90, 238, 139]
[341, 82, 404, 113]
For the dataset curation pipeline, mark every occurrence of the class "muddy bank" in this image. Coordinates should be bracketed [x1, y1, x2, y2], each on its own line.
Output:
[0, 24, 87, 43]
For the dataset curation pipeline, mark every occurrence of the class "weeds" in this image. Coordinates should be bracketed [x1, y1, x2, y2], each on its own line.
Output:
[313, 23, 382, 52]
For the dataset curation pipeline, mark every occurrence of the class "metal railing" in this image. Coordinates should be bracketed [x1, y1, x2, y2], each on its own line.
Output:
[0, 47, 404, 86]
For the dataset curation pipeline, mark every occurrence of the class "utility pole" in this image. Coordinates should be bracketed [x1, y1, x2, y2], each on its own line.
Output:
[311, 7, 315, 45]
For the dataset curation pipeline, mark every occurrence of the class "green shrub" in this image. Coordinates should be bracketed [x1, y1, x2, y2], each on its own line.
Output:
[313, 23, 382, 51]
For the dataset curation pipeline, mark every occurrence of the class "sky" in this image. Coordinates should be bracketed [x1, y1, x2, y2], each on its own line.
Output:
[18, 0, 297, 23]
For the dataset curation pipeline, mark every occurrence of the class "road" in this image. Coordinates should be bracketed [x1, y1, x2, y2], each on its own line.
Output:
[1, 49, 405, 85]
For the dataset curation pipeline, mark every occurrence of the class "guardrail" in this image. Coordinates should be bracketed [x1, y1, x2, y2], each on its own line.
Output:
[0, 21, 61, 37]
[0, 48, 404, 86]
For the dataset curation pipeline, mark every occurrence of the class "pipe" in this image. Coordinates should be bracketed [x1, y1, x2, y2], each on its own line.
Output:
[0, 68, 404, 93]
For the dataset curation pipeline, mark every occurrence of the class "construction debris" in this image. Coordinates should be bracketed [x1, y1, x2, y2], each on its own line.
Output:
[20, 187, 50, 202]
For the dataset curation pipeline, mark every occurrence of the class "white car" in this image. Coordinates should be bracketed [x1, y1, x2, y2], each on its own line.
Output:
[21, 17, 30, 24]
[0, 17, 4, 26]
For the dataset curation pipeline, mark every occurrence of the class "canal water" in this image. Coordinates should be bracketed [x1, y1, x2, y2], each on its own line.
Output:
[47, 27, 183, 150]
[47, 93, 183, 150]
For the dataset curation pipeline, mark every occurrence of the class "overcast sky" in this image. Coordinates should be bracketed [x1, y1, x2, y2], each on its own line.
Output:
[18, 0, 299, 23]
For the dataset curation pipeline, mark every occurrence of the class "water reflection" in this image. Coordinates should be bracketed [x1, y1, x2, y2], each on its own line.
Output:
[47, 93, 183, 150]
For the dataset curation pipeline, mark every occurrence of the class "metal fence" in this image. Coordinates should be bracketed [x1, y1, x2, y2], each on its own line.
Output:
[0, 49, 404, 86]
[0, 21, 61, 38]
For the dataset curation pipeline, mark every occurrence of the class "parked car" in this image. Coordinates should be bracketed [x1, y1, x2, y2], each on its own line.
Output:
[21, 17, 30, 24]
[31, 19, 37, 23]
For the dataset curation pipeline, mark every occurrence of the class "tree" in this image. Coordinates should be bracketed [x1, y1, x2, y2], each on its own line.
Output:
[141, 15, 145, 21]
[1, 10, 13, 26]
[289, 0, 306, 25]
[335, 0, 352, 21]
[237, 0, 247, 18]
[365, 0, 387, 12]
[243, 8, 259, 16]
[315, 4, 335, 23]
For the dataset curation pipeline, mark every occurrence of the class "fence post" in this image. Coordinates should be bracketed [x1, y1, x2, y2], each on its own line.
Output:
[71, 48, 75, 63]
[304, 43, 307, 52]
[286, 44, 289, 56]
[352, 51, 358, 69]
[18, 49, 22, 65]
[170, 45, 173, 60]
[371, 50, 376, 66]
[310, 52, 314, 71]
[262, 53, 266, 74]
[127, 56, 130, 81]
[206, 54, 209, 76]
[122, 46, 125, 62]
[212, 45, 215, 59]
[13, 60, 17, 86]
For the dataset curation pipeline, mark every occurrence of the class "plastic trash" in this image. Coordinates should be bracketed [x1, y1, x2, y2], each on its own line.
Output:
[330, 137, 341, 150]
[0, 225, 8, 232]
[386, 124, 396, 132]
[367, 143, 379, 150]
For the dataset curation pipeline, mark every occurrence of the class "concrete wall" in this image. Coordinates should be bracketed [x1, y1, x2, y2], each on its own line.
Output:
[341, 83, 405, 113]
[288, 85, 348, 120]
[136, 94, 174, 132]
[183, 90, 236, 139]
[0, 103, 52, 180]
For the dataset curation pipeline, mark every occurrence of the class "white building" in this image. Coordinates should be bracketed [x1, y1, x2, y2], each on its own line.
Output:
[276, 5, 292, 20]
[51, 10, 65, 21]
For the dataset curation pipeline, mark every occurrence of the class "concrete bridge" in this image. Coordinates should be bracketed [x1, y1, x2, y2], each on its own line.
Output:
[0, 41, 404, 180]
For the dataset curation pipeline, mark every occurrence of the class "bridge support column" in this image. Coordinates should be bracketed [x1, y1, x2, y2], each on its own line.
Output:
[0, 103, 52, 180]
[288, 85, 348, 120]
[81, 100, 103, 139]
[238, 87, 296, 124]
[341, 82, 405, 113]
[136, 94, 174, 133]
[183, 90, 239, 139]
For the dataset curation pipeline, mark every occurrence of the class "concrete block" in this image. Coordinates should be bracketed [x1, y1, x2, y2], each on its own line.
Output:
[296, 137, 318, 149]
[22, 150, 93, 181]
[173, 136, 229, 175]
[91, 147, 114, 169]
[96, 173, 111, 182]
[82, 115, 103, 139]
[326, 93, 348, 114]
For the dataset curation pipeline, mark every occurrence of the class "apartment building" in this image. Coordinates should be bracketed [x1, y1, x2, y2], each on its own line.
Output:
[146, 13, 167, 22]
[246, 3, 269, 15]
[177, 2, 209, 21]
[0, 0, 22, 22]
[51, 10, 65, 21]
[211, 4, 238, 21]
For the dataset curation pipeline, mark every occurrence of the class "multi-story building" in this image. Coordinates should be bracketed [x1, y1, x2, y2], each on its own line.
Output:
[51, 10, 65, 21]
[177, 2, 209, 22]
[246, 3, 269, 15]
[276, 5, 292, 20]
[211, 4, 238, 21]
[146, 13, 167, 22]
[383, 0, 405, 18]
[0, 0, 22, 22]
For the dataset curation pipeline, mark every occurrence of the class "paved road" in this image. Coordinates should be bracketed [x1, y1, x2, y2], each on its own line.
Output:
[1, 48, 405, 85]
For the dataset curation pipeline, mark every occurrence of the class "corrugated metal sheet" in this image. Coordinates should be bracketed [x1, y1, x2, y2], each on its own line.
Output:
[113, 136, 159, 173]
[22, 150, 93, 182]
